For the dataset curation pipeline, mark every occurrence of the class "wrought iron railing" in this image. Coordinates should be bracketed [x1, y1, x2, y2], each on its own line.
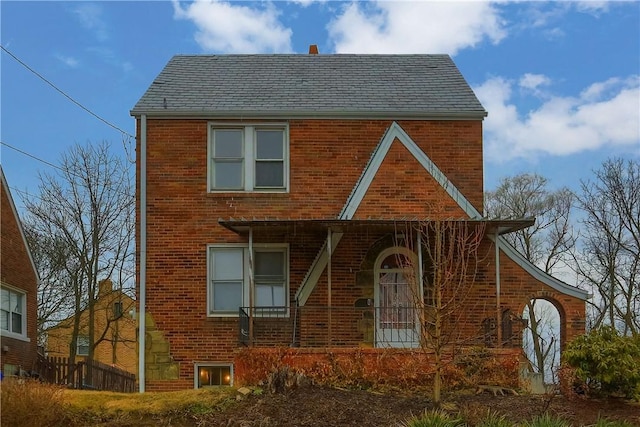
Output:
[238, 305, 425, 348]
[237, 305, 522, 349]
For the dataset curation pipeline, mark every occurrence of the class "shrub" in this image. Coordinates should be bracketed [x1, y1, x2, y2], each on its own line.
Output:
[520, 413, 570, 427]
[592, 419, 635, 427]
[563, 326, 640, 400]
[402, 409, 465, 427]
[474, 411, 512, 427]
[0, 378, 66, 427]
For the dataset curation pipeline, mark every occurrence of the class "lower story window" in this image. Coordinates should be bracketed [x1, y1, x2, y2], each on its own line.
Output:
[196, 364, 232, 387]
[76, 335, 89, 356]
[208, 244, 288, 316]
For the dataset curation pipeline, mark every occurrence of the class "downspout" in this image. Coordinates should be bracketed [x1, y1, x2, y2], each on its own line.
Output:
[327, 227, 332, 347]
[417, 228, 424, 342]
[138, 114, 147, 392]
[495, 233, 502, 348]
[248, 227, 254, 346]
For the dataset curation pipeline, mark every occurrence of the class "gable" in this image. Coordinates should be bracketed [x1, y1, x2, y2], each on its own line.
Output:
[1, 168, 39, 289]
[340, 121, 482, 220]
[353, 138, 468, 219]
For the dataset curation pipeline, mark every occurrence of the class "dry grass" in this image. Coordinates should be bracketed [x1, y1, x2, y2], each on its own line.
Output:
[1, 378, 66, 427]
[63, 386, 237, 415]
[1, 379, 237, 427]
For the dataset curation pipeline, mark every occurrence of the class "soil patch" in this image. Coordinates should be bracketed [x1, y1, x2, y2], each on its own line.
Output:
[195, 385, 640, 427]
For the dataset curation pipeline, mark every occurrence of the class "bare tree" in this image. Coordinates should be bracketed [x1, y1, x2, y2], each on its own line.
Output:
[575, 158, 639, 336]
[24, 141, 135, 361]
[485, 173, 576, 382]
[23, 226, 76, 348]
[399, 218, 487, 405]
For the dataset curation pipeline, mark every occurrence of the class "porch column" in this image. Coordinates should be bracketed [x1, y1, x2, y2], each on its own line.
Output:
[249, 227, 254, 346]
[327, 227, 332, 347]
[417, 228, 424, 302]
[495, 232, 502, 348]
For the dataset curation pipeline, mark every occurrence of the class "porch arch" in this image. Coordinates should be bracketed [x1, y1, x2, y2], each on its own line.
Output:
[520, 292, 565, 384]
[519, 291, 567, 352]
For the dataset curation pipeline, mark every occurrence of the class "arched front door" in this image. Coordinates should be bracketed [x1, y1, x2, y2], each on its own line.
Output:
[374, 247, 420, 348]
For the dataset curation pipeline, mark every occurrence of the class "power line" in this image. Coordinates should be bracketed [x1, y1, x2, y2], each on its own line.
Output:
[0, 44, 135, 141]
[1, 140, 134, 201]
[1, 141, 66, 174]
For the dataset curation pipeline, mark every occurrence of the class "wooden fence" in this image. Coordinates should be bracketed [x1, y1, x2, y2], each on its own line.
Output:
[33, 354, 136, 393]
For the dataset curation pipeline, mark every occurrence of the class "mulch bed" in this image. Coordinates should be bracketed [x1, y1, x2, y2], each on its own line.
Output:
[196, 385, 640, 427]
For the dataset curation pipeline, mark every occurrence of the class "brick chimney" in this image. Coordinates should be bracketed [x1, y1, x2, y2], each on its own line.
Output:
[308, 44, 319, 55]
[98, 279, 113, 298]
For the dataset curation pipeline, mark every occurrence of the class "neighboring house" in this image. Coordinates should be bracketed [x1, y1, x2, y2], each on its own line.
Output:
[131, 52, 589, 391]
[46, 279, 137, 375]
[1, 167, 39, 377]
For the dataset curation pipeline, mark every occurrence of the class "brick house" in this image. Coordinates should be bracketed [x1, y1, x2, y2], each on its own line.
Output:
[45, 279, 137, 376]
[1, 167, 39, 377]
[131, 53, 589, 392]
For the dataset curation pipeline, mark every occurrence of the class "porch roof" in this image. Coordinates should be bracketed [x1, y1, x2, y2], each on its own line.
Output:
[218, 217, 535, 236]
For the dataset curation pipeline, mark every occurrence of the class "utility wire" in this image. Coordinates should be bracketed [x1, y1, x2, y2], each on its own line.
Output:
[1, 140, 135, 201]
[1, 141, 66, 173]
[1, 44, 135, 140]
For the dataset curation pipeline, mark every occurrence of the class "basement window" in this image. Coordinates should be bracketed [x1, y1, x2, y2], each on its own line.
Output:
[195, 364, 232, 388]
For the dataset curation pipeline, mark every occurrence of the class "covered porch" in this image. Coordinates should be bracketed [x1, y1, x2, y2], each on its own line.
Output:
[222, 217, 534, 350]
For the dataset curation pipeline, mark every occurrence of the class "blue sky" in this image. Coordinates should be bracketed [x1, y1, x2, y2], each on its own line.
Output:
[1, 1, 639, 212]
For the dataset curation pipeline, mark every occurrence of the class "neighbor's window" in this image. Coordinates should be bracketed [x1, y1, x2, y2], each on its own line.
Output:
[196, 364, 232, 387]
[76, 335, 90, 356]
[209, 124, 287, 191]
[208, 244, 288, 316]
[1, 287, 25, 336]
[113, 301, 123, 318]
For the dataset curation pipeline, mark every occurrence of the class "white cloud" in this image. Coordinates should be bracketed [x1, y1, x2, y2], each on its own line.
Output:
[519, 74, 551, 91]
[54, 54, 79, 68]
[290, 0, 326, 7]
[575, 1, 610, 15]
[172, 0, 292, 53]
[475, 75, 640, 162]
[327, 1, 506, 54]
[72, 3, 108, 41]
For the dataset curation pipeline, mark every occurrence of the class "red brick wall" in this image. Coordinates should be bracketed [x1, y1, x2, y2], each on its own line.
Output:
[1, 179, 39, 374]
[136, 118, 584, 391]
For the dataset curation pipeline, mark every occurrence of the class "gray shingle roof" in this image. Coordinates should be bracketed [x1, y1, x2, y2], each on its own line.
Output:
[131, 54, 486, 119]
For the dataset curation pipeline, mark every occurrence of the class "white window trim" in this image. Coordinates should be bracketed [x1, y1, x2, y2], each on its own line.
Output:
[208, 122, 289, 193]
[0, 285, 29, 342]
[194, 362, 234, 388]
[207, 243, 289, 317]
[76, 335, 90, 356]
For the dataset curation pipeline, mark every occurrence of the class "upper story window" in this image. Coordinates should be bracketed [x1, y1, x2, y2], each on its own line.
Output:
[209, 124, 288, 192]
[113, 301, 123, 318]
[1, 287, 26, 338]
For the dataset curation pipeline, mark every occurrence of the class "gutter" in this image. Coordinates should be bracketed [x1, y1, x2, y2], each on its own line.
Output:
[129, 109, 488, 121]
[138, 114, 147, 392]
